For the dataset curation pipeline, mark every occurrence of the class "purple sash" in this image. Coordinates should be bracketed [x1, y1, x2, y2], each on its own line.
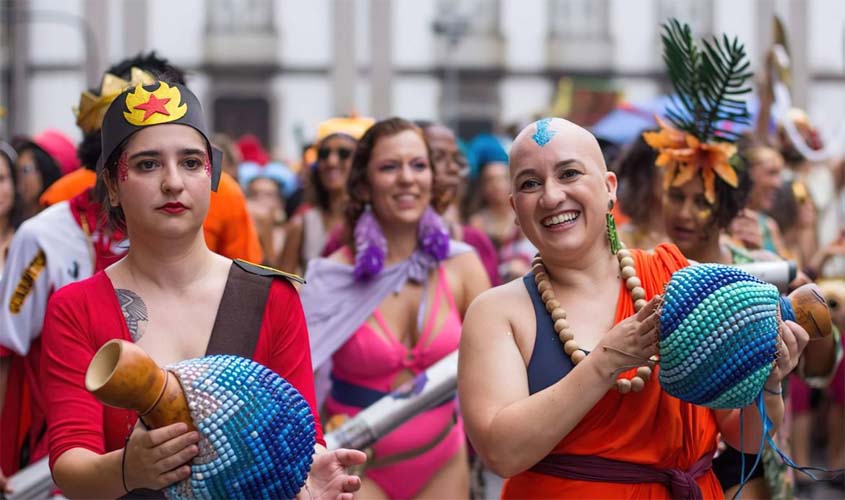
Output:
[529, 452, 714, 500]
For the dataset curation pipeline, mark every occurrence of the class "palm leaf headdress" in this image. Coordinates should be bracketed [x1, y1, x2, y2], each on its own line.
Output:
[643, 19, 753, 203]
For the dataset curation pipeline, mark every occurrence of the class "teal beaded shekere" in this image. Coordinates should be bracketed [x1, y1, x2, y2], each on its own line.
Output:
[658, 264, 782, 409]
[165, 355, 316, 500]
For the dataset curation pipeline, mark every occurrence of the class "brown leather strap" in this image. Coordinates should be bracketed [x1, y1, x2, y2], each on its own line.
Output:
[119, 264, 272, 499]
[205, 262, 273, 357]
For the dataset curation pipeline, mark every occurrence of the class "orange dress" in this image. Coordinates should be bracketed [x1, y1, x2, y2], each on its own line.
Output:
[502, 244, 724, 499]
[37, 170, 263, 263]
[204, 172, 264, 263]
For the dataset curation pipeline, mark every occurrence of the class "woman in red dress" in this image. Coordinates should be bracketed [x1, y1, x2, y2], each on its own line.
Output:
[41, 81, 365, 498]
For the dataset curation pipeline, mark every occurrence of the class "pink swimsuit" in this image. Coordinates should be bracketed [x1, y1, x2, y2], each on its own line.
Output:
[325, 266, 464, 499]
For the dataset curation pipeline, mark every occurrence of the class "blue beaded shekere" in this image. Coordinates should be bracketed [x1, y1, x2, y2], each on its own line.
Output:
[658, 264, 780, 409]
[165, 355, 316, 500]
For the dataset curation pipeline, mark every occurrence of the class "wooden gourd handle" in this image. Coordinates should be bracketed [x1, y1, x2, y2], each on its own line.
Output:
[788, 283, 832, 339]
[86, 339, 196, 432]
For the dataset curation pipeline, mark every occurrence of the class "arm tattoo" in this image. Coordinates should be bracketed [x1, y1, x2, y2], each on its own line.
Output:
[116, 289, 148, 342]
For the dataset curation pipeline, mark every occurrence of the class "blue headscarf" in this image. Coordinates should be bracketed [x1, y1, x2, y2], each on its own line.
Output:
[467, 134, 508, 180]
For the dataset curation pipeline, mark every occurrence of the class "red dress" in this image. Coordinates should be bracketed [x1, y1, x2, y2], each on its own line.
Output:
[41, 269, 323, 470]
[502, 244, 723, 499]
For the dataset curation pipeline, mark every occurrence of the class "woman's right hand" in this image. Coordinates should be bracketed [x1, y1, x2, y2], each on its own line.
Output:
[597, 295, 662, 379]
[123, 422, 200, 491]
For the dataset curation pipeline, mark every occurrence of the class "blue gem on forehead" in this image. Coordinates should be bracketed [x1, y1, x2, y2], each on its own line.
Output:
[531, 118, 556, 147]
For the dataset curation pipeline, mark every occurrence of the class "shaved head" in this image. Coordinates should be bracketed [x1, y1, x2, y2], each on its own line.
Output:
[507, 118, 619, 263]
[510, 118, 607, 178]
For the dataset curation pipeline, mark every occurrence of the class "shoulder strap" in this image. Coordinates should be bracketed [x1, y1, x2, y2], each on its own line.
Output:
[119, 264, 275, 499]
[523, 273, 574, 395]
[232, 258, 304, 284]
[205, 262, 273, 358]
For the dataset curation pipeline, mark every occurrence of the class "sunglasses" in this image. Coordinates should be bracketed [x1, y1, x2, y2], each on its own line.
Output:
[317, 146, 353, 161]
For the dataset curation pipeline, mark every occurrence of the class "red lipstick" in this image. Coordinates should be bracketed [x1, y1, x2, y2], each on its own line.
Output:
[158, 202, 187, 214]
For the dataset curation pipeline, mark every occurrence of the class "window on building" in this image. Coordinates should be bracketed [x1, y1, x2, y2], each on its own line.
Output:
[206, 0, 274, 34]
[658, 0, 712, 38]
[548, 0, 610, 41]
[447, 78, 500, 140]
[213, 96, 271, 149]
[435, 0, 500, 39]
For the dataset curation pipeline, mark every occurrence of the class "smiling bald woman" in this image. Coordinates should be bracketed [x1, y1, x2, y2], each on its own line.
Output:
[457, 118, 807, 499]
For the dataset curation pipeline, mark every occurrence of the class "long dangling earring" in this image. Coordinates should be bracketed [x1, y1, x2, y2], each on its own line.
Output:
[418, 206, 450, 261]
[606, 200, 621, 255]
[353, 204, 387, 280]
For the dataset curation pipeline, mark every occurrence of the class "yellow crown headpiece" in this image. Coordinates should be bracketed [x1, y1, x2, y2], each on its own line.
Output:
[74, 67, 156, 134]
[122, 81, 187, 126]
[316, 116, 375, 143]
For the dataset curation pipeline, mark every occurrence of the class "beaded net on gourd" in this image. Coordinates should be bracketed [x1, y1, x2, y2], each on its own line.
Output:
[658, 264, 780, 409]
[164, 355, 316, 500]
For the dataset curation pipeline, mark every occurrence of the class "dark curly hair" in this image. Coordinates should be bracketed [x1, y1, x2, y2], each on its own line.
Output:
[345, 117, 435, 241]
[710, 158, 751, 229]
[613, 132, 660, 226]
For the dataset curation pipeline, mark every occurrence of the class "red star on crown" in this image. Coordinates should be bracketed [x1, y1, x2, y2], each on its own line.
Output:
[134, 94, 171, 121]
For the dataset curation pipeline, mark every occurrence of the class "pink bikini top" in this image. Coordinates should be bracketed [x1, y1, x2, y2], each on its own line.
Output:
[331, 266, 461, 392]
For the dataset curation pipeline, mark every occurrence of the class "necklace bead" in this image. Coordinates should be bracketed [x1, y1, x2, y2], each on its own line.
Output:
[534, 249, 653, 393]
[550, 309, 567, 321]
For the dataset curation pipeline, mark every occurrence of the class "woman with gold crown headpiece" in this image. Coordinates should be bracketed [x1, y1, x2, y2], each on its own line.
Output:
[39, 80, 366, 498]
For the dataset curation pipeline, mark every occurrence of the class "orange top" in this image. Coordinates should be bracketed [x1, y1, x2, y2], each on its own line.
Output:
[502, 244, 723, 499]
[38, 169, 263, 263]
[39, 168, 97, 207]
[204, 172, 264, 263]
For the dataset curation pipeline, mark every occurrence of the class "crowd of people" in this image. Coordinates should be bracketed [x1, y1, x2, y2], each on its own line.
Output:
[0, 19, 843, 500]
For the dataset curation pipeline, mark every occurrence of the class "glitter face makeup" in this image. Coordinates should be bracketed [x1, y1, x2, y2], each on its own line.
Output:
[696, 207, 713, 223]
[203, 154, 211, 178]
[117, 152, 129, 182]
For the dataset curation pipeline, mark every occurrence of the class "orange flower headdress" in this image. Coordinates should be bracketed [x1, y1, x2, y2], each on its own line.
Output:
[644, 20, 752, 204]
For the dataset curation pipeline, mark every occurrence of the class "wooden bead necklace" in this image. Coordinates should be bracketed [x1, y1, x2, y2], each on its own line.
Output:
[532, 248, 653, 393]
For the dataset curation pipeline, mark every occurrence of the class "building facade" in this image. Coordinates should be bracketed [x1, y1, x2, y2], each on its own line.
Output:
[1, 0, 844, 161]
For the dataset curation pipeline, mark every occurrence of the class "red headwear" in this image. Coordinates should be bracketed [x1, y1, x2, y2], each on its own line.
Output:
[32, 129, 80, 176]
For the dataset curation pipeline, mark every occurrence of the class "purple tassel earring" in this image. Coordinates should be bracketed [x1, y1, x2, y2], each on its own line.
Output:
[353, 205, 387, 280]
[418, 206, 450, 261]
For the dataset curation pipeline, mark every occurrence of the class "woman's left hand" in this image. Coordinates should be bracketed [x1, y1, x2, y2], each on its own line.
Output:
[300, 448, 366, 500]
[764, 320, 810, 391]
